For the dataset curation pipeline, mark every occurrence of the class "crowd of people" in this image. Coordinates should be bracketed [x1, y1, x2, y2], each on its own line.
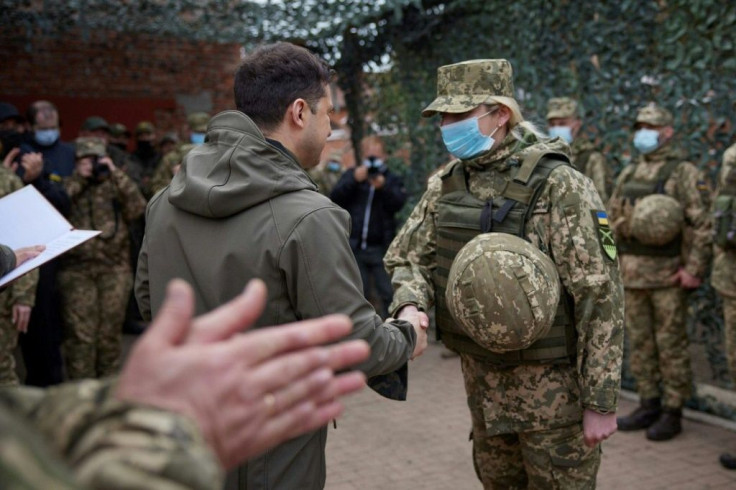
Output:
[0, 100, 212, 388]
[0, 40, 734, 489]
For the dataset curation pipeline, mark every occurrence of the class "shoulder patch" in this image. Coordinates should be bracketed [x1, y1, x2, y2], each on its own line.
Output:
[592, 210, 617, 261]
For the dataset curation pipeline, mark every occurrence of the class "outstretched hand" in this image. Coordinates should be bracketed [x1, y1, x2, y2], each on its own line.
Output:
[116, 279, 371, 469]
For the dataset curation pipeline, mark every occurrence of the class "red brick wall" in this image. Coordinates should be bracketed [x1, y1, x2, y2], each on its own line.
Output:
[0, 28, 241, 142]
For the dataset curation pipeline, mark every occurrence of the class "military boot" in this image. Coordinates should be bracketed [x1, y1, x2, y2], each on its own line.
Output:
[720, 453, 736, 470]
[646, 408, 682, 441]
[617, 398, 661, 431]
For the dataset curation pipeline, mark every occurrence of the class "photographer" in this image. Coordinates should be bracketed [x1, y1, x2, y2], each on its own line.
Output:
[330, 136, 407, 318]
[58, 137, 146, 379]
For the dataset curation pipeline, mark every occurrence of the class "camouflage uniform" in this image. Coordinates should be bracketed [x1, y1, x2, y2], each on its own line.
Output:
[59, 138, 146, 379]
[547, 97, 613, 203]
[712, 142, 736, 379]
[307, 152, 344, 196]
[0, 378, 222, 489]
[386, 60, 624, 489]
[608, 105, 711, 411]
[187, 112, 210, 145]
[149, 143, 195, 197]
[0, 167, 38, 386]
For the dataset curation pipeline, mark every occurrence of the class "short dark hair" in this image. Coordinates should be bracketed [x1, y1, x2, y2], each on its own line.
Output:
[234, 42, 333, 132]
[26, 100, 58, 126]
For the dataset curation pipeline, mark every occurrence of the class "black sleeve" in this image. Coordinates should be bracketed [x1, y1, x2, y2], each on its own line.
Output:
[329, 169, 358, 206]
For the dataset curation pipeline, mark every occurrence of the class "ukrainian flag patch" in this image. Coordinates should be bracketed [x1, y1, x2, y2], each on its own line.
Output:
[592, 210, 617, 261]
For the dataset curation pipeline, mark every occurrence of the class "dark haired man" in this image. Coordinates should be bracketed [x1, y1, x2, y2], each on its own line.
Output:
[23, 100, 76, 178]
[136, 42, 427, 489]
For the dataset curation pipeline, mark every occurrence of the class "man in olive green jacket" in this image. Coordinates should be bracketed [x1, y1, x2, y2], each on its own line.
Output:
[135, 42, 427, 490]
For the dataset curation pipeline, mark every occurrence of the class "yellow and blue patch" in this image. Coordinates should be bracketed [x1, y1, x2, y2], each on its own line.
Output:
[592, 210, 617, 261]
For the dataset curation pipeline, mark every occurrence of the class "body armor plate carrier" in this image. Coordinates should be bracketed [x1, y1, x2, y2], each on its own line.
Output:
[433, 150, 577, 366]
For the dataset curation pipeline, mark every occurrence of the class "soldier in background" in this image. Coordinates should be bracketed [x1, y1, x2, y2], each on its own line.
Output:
[546, 97, 613, 203]
[149, 143, 194, 196]
[712, 141, 736, 469]
[610, 103, 711, 441]
[0, 163, 39, 385]
[385, 59, 624, 488]
[187, 112, 210, 145]
[109, 122, 131, 152]
[308, 150, 344, 196]
[159, 131, 180, 157]
[58, 137, 146, 379]
[78, 116, 132, 171]
[126, 121, 161, 198]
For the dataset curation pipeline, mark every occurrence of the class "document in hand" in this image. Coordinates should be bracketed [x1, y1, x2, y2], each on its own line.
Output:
[0, 185, 100, 288]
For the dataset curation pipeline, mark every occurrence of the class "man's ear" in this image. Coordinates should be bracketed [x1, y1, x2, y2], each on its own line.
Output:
[289, 99, 308, 129]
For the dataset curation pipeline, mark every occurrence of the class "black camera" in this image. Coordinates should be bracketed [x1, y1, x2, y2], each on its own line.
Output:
[365, 156, 384, 177]
[92, 156, 110, 179]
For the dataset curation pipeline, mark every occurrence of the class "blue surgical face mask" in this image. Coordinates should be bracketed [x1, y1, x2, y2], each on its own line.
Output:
[633, 128, 660, 154]
[34, 128, 60, 146]
[327, 161, 341, 172]
[548, 125, 573, 144]
[190, 132, 206, 145]
[441, 110, 499, 160]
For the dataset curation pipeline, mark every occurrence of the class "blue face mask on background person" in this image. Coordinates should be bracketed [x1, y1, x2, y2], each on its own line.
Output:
[190, 132, 206, 145]
[441, 110, 499, 160]
[326, 161, 341, 172]
[34, 128, 59, 146]
[633, 128, 660, 154]
[548, 125, 573, 144]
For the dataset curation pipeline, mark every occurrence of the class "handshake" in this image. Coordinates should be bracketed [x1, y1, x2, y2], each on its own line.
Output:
[391, 304, 430, 360]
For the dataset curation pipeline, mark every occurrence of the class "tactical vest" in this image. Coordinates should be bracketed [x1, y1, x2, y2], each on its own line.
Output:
[714, 166, 736, 249]
[433, 150, 577, 366]
[618, 158, 682, 257]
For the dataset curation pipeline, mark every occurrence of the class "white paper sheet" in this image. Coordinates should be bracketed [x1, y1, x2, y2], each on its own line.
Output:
[0, 185, 100, 288]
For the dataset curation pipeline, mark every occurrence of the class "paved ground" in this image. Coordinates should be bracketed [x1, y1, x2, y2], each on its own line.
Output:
[324, 342, 736, 490]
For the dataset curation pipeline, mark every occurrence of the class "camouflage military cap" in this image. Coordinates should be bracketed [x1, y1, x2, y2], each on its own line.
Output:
[446, 232, 561, 353]
[422, 59, 515, 117]
[546, 97, 579, 120]
[187, 112, 210, 132]
[81, 116, 110, 132]
[75, 137, 106, 158]
[161, 131, 180, 144]
[109, 122, 130, 137]
[636, 103, 673, 127]
[630, 194, 684, 246]
[135, 121, 155, 135]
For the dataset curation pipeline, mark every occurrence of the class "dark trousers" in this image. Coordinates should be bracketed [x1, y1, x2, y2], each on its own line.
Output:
[20, 260, 64, 387]
[353, 244, 393, 319]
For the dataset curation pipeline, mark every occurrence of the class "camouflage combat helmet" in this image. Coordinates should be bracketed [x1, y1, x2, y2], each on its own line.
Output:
[630, 194, 684, 246]
[421, 59, 523, 126]
[74, 137, 106, 158]
[445, 233, 561, 353]
[635, 103, 673, 127]
[546, 97, 579, 120]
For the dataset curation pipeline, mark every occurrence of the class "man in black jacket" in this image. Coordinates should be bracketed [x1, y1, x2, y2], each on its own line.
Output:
[330, 136, 407, 318]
